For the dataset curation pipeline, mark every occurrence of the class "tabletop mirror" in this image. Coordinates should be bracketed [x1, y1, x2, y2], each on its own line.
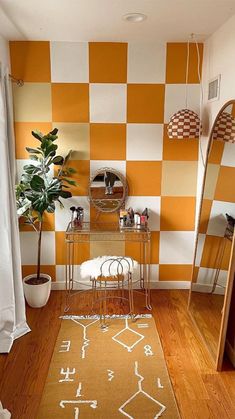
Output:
[89, 168, 127, 212]
[188, 100, 235, 370]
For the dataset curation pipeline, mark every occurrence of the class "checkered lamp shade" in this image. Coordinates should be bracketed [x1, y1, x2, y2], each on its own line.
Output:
[167, 108, 201, 139]
[212, 111, 235, 143]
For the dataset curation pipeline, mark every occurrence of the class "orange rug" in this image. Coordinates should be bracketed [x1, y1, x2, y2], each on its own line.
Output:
[37, 315, 180, 418]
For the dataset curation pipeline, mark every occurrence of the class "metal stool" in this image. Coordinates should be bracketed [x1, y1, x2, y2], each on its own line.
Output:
[88, 256, 136, 328]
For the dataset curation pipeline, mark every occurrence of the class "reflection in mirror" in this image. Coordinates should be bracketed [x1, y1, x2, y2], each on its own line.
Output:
[89, 168, 127, 212]
[189, 101, 235, 369]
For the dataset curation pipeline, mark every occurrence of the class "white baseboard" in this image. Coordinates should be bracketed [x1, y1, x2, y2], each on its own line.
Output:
[225, 340, 235, 368]
[191, 283, 225, 295]
[51, 281, 190, 291]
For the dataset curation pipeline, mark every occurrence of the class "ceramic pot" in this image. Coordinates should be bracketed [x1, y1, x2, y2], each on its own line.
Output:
[23, 274, 51, 308]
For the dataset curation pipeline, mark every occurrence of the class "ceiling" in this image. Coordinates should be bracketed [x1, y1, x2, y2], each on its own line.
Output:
[0, 0, 235, 42]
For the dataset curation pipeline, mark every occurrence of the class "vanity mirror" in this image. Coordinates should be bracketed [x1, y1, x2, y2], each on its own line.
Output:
[89, 168, 127, 212]
[189, 100, 235, 370]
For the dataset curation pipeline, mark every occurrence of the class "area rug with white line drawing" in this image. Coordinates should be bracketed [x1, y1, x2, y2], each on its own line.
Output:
[37, 315, 180, 418]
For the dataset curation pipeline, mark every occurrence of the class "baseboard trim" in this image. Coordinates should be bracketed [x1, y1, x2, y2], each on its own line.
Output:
[51, 281, 190, 291]
[191, 283, 225, 295]
[225, 339, 235, 367]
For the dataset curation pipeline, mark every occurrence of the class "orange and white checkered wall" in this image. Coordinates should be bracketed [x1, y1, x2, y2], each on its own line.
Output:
[10, 41, 203, 284]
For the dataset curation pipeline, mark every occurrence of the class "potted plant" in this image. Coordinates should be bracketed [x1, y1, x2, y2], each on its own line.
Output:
[16, 128, 76, 307]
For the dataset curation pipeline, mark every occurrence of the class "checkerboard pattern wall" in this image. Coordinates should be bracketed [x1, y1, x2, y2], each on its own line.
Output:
[194, 136, 235, 287]
[10, 41, 203, 284]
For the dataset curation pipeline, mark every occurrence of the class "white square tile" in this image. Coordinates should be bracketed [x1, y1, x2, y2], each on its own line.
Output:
[13, 83, 51, 122]
[126, 196, 160, 230]
[127, 42, 166, 83]
[55, 196, 90, 231]
[197, 267, 228, 286]
[90, 84, 127, 123]
[50, 42, 88, 82]
[221, 142, 235, 167]
[159, 231, 195, 264]
[132, 264, 159, 283]
[126, 124, 163, 160]
[90, 161, 126, 178]
[207, 200, 235, 236]
[20, 232, 55, 265]
[52, 122, 90, 160]
[195, 233, 206, 266]
[164, 84, 200, 123]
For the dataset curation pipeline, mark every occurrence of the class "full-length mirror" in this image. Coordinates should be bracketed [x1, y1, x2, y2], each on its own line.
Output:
[189, 101, 235, 370]
[89, 167, 127, 212]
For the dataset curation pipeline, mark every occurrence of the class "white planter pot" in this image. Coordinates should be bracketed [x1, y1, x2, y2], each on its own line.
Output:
[23, 274, 51, 308]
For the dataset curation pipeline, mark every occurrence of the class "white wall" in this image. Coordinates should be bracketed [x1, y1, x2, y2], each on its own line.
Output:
[196, 14, 235, 222]
[202, 14, 235, 133]
[0, 34, 10, 74]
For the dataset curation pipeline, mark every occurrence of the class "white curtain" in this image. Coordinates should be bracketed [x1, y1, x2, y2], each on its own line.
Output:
[0, 64, 30, 353]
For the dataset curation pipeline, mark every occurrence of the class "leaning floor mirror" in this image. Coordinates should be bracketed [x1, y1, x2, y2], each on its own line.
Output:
[189, 100, 235, 370]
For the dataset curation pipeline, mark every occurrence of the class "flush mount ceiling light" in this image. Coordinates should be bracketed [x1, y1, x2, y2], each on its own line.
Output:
[123, 13, 147, 23]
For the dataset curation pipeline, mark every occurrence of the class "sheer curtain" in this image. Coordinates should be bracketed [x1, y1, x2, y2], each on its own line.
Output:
[0, 64, 30, 353]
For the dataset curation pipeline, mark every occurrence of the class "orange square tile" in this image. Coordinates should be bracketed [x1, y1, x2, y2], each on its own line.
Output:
[90, 207, 119, 223]
[208, 140, 224, 164]
[10, 41, 51, 82]
[55, 160, 90, 197]
[159, 264, 192, 281]
[192, 266, 199, 283]
[126, 161, 162, 196]
[89, 42, 127, 83]
[201, 235, 232, 270]
[161, 197, 196, 231]
[22, 265, 56, 281]
[125, 231, 159, 264]
[56, 232, 90, 265]
[19, 212, 55, 232]
[163, 125, 198, 160]
[15, 122, 52, 159]
[166, 43, 203, 84]
[90, 124, 126, 160]
[127, 84, 165, 123]
[198, 199, 212, 234]
[214, 166, 235, 202]
[51, 83, 89, 122]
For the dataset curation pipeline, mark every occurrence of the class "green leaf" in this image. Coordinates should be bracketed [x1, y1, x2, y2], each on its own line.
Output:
[62, 178, 77, 186]
[31, 130, 43, 141]
[52, 156, 64, 165]
[30, 175, 45, 192]
[67, 167, 77, 174]
[29, 155, 39, 161]
[26, 147, 41, 154]
[23, 164, 40, 175]
[60, 190, 72, 199]
[49, 128, 58, 136]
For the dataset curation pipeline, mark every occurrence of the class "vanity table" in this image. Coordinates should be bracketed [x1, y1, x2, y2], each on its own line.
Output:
[65, 221, 152, 312]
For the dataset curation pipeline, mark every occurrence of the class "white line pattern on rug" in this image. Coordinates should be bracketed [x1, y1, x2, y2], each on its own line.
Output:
[119, 361, 166, 419]
[112, 318, 144, 352]
[71, 319, 99, 359]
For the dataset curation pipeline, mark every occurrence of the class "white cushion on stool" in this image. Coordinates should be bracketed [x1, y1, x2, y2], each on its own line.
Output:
[80, 256, 138, 279]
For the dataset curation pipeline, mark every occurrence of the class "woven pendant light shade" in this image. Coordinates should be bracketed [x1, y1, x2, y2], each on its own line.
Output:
[212, 111, 235, 143]
[167, 108, 201, 139]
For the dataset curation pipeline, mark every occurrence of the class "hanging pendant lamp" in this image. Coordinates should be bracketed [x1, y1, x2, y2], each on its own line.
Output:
[167, 38, 202, 139]
[213, 111, 235, 143]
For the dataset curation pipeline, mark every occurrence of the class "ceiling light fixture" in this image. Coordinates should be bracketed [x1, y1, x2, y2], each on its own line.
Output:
[123, 13, 147, 23]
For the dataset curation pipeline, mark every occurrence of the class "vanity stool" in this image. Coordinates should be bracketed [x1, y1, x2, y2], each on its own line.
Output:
[80, 256, 137, 328]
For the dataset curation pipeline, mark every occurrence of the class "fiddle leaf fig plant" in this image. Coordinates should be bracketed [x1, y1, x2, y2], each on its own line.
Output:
[16, 128, 76, 284]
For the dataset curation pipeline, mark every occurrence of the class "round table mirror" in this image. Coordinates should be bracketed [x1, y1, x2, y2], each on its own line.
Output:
[89, 168, 127, 212]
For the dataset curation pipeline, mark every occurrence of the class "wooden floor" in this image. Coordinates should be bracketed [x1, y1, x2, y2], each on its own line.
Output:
[0, 290, 234, 419]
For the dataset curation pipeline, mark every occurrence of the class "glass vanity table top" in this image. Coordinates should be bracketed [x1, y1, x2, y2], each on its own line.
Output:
[65, 221, 151, 242]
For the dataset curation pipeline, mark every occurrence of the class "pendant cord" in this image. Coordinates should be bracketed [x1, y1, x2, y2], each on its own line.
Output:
[185, 39, 190, 108]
